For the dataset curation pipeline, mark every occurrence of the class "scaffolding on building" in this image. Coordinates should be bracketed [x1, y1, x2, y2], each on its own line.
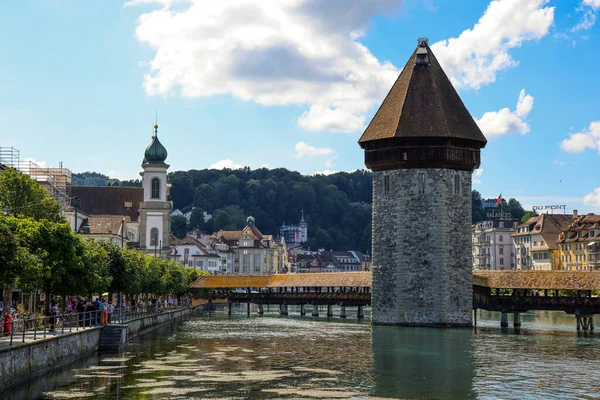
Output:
[0, 146, 72, 207]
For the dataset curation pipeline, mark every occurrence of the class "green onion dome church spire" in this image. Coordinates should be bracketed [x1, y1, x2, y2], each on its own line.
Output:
[143, 124, 168, 164]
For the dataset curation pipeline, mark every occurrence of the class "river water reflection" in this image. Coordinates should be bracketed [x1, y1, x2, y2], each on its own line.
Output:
[5, 309, 600, 399]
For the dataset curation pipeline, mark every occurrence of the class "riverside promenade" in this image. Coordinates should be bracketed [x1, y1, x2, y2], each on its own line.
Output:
[0, 305, 200, 391]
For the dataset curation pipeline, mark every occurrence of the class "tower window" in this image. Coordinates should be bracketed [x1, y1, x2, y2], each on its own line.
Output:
[384, 175, 390, 195]
[150, 227, 159, 247]
[418, 173, 425, 194]
[454, 174, 460, 195]
[151, 178, 160, 199]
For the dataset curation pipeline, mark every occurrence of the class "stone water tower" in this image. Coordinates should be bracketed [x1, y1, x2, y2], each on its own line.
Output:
[359, 38, 487, 326]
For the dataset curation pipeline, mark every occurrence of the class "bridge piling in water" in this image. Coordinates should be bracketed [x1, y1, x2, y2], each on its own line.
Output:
[340, 305, 347, 319]
[327, 305, 333, 317]
[513, 312, 521, 328]
[501, 312, 509, 328]
[228, 302, 232, 316]
[300, 304, 306, 316]
[258, 304, 264, 315]
[358, 305, 364, 319]
[312, 304, 319, 317]
[280, 303, 288, 316]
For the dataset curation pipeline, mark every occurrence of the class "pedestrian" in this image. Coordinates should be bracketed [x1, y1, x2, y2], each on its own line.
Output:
[76, 298, 85, 327]
[93, 297, 101, 325]
[108, 302, 114, 324]
[100, 299, 108, 325]
[48, 302, 56, 332]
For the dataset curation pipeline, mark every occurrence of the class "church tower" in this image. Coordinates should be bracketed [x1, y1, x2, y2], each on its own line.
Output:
[139, 124, 172, 256]
[359, 39, 487, 326]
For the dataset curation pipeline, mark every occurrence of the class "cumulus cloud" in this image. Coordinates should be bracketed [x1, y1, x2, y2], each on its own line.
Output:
[128, 0, 553, 133]
[430, 0, 554, 90]
[295, 142, 334, 158]
[584, 188, 600, 207]
[473, 168, 483, 184]
[23, 157, 47, 168]
[209, 159, 243, 170]
[573, 0, 600, 32]
[128, 0, 402, 133]
[313, 169, 339, 176]
[475, 89, 534, 138]
[560, 121, 600, 153]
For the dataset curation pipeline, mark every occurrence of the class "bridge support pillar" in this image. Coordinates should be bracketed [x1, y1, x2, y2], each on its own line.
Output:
[340, 305, 347, 319]
[513, 312, 521, 328]
[312, 304, 319, 317]
[473, 308, 477, 327]
[500, 312, 508, 328]
[258, 304, 264, 315]
[357, 305, 365, 319]
[590, 317, 595, 332]
[280, 303, 288, 316]
[577, 316, 581, 332]
[327, 305, 333, 317]
[247, 302, 250, 317]
[228, 302, 232, 317]
[300, 304, 306, 316]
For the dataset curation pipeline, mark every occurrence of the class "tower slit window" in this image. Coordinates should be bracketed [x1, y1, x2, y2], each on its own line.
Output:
[384, 175, 390, 195]
[454, 174, 460, 195]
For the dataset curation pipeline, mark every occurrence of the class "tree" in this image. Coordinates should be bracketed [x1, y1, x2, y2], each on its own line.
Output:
[187, 208, 207, 231]
[171, 215, 188, 238]
[0, 169, 63, 223]
[521, 210, 538, 223]
[212, 205, 246, 231]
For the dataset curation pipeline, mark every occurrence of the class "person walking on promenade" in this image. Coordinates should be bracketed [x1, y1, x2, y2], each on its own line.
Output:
[93, 298, 101, 326]
[76, 298, 85, 327]
[108, 302, 114, 323]
[48, 302, 56, 332]
[100, 299, 108, 325]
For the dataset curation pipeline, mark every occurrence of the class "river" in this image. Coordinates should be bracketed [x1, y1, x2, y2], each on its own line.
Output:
[4, 307, 600, 399]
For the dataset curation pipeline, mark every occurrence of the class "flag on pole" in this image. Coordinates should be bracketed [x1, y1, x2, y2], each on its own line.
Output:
[495, 194, 502, 206]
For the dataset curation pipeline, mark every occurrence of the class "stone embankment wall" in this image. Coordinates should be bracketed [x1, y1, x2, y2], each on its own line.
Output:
[371, 168, 473, 327]
[0, 306, 199, 391]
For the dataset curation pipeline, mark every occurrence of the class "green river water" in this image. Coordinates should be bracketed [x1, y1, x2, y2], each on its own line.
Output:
[4, 307, 600, 399]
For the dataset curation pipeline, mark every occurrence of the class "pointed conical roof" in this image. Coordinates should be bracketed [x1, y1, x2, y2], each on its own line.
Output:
[359, 41, 486, 145]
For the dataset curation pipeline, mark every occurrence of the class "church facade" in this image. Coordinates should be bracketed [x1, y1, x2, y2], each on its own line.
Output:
[69, 124, 172, 256]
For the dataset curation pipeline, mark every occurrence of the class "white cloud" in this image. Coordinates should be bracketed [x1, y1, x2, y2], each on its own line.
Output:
[584, 188, 600, 207]
[313, 169, 339, 175]
[128, 0, 402, 133]
[324, 158, 335, 169]
[553, 160, 567, 167]
[473, 168, 483, 184]
[294, 142, 334, 158]
[560, 121, 600, 153]
[430, 0, 554, 90]
[260, 163, 271, 169]
[23, 157, 47, 168]
[475, 89, 534, 138]
[209, 159, 243, 170]
[573, 0, 600, 32]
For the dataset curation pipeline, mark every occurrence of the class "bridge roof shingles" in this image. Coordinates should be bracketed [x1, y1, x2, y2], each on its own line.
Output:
[474, 271, 600, 290]
[189, 272, 372, 289]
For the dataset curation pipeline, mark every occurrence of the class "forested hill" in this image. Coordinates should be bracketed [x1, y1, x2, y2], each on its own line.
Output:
[72, 169, 531, 253]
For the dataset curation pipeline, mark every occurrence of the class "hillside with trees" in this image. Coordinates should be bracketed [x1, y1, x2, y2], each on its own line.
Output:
[73, 169, 531, 253]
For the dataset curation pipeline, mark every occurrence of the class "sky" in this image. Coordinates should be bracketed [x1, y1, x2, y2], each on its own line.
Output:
[1, 0, 600, 213]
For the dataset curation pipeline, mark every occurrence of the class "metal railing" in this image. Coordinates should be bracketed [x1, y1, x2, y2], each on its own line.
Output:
[0, 302, 192, 347]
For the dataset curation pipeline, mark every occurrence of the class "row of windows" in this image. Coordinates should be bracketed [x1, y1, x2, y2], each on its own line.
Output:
[514, 236, 530, 245]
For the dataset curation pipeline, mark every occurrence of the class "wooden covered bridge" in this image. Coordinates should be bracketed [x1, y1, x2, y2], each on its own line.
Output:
[189, 271, 600, 329]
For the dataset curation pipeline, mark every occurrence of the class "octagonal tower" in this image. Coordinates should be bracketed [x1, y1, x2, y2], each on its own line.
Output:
[359, 38, 487, 326]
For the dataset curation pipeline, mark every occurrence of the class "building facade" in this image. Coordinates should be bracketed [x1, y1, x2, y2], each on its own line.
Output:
[472, 220, 518, 270]
[169, 235, 220, 273]
[557, 213, 600, 271]
[512, 213, 573, 270]
[280, 211, 308, 249]
[359, 38, 487, 326]
[138, 125, 172, 257]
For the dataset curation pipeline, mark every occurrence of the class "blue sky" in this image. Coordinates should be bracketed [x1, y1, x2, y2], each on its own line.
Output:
[1, 0, 599, 213]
